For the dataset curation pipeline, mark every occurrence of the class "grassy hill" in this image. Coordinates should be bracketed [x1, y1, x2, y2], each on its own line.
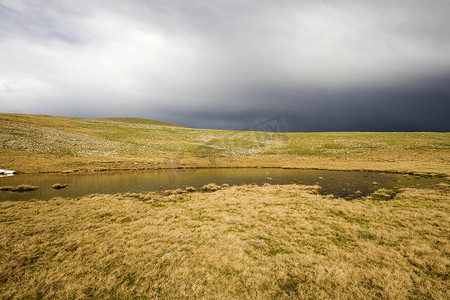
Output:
[0, 113, 449, 176]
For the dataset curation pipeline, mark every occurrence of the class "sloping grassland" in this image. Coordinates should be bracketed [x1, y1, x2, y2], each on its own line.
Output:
[1, 113, 449, 176]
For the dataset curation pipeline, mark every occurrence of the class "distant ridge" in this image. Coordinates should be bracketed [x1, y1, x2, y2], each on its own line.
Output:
[95, 117, 184, 127]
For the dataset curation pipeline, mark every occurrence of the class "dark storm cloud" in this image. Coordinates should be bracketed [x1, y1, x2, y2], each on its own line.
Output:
[163, 71, 450, 132]
[1, 0, 449, 131]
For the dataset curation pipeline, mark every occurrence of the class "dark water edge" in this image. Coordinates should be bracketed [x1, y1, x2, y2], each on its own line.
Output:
[0, 168, 444, 201]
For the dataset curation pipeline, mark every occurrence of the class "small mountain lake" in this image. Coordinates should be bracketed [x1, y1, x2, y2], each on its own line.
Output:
[0, 168, 444, 201]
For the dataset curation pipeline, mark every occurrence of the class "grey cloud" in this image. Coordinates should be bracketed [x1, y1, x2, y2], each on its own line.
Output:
[0, 1, 84, 43]
[0, 0, 449, 131]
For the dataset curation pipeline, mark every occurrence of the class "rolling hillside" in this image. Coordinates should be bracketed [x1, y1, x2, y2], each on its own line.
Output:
[0, 113, 449, 176]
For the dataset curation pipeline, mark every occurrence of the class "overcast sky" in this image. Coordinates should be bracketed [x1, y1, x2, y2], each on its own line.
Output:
[1, 0, 449, 131]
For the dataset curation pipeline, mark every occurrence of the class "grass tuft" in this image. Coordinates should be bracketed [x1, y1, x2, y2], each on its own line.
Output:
[51, 183, 69, 190]
[0, 184, 39, 192]
[200, 183, 221, 192]
[0, 186, 14, 191]
[367, 188, 398, 201]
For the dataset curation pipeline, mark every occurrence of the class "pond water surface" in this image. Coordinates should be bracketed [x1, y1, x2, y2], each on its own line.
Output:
[0, 168, 443, 201]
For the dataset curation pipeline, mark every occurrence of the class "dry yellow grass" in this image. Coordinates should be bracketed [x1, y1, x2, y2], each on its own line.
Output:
[1, 185, 448, 299]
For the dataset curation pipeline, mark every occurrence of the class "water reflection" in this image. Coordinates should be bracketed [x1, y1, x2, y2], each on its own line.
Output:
[0, 168, 443, 201]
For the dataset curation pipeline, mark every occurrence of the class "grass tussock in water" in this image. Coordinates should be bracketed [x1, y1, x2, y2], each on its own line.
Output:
[0, 184, 39, 192]
[0, 184, 448, 299]
[51, 183, 69, 190]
